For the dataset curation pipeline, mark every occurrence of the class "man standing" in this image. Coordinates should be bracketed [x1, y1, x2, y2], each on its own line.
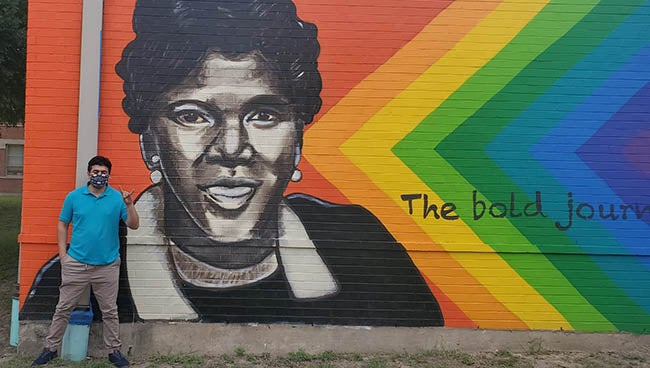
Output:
[32, 156, 139, 367]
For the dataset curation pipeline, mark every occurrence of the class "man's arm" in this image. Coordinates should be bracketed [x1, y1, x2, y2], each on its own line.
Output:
[125, 202, 140, 229]
[57, 220, 69, 259]
[120, 186, 140, 229]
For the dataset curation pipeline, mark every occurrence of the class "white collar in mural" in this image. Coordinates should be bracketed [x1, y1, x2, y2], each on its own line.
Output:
[126, 186, 339, 320]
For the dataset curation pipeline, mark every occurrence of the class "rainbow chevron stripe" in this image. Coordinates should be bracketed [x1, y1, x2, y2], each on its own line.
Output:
[304, 0, 650, 333]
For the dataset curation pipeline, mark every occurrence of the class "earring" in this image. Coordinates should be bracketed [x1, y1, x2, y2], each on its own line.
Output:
[291, 169, 302, 182]
[149, 154, 162, 184]
[291, 147, 302, 182]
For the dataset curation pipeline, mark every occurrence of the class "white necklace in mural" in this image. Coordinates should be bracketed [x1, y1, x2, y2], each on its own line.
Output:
[169, 244, 279, 289]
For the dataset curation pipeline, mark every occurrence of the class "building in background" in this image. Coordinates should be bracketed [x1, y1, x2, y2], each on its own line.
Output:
[0, 124, 24, 194]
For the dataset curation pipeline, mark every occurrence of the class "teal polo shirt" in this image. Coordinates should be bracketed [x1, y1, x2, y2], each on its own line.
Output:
[59, 184, 128, 265]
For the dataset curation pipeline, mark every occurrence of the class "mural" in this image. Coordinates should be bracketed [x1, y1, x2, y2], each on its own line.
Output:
[19, 0, 650, 333]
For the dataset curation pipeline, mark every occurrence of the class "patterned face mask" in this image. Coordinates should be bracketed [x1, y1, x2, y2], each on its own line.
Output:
[89, 173, 109, 188]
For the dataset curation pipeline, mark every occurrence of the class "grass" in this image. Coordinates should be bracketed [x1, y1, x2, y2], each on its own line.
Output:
[2, 348, 646, 368]
[0, 195, 20, 283]
[0, 348, 537, 368]
[149, 353, 205, 367]
[0, 195, 20, 334]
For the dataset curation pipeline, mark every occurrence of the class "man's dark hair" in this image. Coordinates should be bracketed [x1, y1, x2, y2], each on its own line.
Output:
[87, 156, 112, 173]
[115, 0, 323, 134]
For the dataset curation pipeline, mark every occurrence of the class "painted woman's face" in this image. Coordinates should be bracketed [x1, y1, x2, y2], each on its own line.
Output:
[148, 52, 301, 242]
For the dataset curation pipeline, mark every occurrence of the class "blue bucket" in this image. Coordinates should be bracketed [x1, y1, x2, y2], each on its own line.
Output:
[61, 306, 93, 362]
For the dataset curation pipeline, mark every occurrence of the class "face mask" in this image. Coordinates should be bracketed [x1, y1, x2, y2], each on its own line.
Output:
[90, 173, 109, 188]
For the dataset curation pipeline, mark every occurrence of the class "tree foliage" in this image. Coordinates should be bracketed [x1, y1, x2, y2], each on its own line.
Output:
[0, 0, 27, 125]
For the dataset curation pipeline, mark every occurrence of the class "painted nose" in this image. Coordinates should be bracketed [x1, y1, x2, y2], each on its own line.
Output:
[206, 115, 253, 163]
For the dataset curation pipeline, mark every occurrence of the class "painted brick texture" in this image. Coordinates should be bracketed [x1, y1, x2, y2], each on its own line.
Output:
[19, 0, 650, 334]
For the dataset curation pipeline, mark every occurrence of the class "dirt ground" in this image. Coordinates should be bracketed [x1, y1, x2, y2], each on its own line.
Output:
[132, 350, 650, 368]
[1, 348, 649, 367]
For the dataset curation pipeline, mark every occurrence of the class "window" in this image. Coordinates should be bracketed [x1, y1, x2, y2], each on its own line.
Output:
[6, 144, 24, 176]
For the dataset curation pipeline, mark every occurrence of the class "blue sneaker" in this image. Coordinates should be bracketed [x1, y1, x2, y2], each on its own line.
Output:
[31, 349, 57, 365]
[108, 350, 130, 367]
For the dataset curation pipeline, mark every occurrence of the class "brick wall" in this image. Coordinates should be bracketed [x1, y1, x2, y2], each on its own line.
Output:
[19, 0, 650, 334]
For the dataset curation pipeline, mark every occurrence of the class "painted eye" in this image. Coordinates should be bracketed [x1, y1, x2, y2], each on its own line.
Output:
[244, 110, 280, 127]
[169, 104, 215, 127]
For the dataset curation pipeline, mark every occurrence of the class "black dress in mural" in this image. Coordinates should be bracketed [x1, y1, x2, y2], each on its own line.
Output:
[21, 0, 444, 326]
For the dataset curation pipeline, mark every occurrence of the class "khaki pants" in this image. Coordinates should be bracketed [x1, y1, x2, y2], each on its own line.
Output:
[44, 255, 121, 352]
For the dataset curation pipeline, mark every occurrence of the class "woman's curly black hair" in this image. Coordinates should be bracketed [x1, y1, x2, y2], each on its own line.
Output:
[115, 0, 323, 134]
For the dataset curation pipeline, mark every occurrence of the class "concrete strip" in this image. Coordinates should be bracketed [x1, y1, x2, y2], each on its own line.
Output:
[19, 321, 650, 358]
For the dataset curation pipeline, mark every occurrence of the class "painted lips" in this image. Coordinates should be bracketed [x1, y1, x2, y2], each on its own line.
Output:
[200, 178, 260, 210]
